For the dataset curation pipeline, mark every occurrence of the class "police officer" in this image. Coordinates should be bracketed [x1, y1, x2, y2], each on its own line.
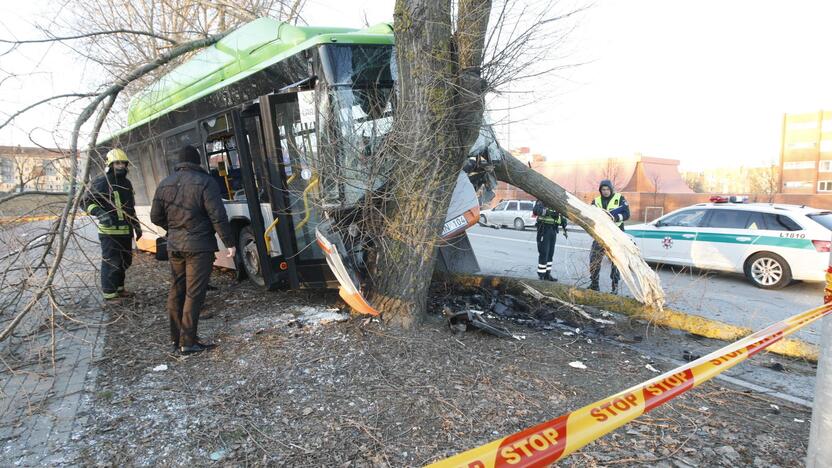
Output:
[589, 179, 629, 293]
[84, 148, 142, 301]
[533, 200, 567, 281]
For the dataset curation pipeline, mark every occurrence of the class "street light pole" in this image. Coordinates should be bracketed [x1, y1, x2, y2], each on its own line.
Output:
[807, 237, 832, 467]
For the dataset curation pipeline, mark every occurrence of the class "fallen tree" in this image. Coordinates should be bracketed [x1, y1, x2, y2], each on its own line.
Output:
[468, 124, 666, 312]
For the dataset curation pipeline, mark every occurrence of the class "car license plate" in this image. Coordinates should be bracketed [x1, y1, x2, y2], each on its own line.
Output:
[442, 214, 467, 236]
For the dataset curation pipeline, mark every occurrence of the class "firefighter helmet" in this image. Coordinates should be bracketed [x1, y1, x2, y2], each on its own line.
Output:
[105, 148, 129, 166]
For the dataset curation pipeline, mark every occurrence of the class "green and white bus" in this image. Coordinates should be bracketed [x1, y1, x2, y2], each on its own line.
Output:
[94, 18, 480, 314]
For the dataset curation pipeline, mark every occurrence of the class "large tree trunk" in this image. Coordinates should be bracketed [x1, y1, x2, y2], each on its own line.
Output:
[369, 0, 490, 327]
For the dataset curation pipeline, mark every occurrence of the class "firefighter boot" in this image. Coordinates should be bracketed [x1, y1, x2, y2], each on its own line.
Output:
[543, 272, 558, 282]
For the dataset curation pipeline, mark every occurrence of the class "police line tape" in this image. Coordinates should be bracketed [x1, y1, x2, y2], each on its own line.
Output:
[427, 301, 832, 468]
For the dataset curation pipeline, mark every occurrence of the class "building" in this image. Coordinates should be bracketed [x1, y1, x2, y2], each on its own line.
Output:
[780, 110, 832, 194]
[530, 153, 692, 194]
[0, 146, 71, 193]
[681, 165, 779, 197]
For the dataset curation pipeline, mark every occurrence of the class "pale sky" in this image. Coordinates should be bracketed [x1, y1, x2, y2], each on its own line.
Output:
[1, 0, 830, 171]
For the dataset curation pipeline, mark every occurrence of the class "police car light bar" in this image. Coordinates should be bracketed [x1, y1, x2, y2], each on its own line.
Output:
[709, 195, 747, 204]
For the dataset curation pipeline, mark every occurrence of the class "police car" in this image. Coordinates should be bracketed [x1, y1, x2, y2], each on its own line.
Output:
[627, 197, 831, 289]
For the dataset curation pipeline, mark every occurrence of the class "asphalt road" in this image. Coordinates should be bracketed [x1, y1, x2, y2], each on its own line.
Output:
[467, 224, 825, 345]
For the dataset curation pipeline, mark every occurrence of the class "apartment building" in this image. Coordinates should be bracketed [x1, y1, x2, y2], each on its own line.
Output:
[780, 110, 832, 194]
[0, 145, 71, 193]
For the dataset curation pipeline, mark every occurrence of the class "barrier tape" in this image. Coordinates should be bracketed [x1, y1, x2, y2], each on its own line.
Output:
[427, 301, 832, 468]
[824, 267, 832, 305]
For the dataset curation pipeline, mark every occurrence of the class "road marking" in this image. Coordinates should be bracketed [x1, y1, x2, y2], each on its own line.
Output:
[469, 233, 591, 251]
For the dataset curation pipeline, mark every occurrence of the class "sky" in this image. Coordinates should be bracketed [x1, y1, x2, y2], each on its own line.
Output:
[1, 0, 831, 171]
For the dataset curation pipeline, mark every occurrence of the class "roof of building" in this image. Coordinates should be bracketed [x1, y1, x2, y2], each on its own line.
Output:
[0, 146, 63, 159]
[530, 154, 693, 194]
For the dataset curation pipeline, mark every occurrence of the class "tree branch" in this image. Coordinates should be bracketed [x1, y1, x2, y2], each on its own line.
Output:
[0, 29, 180, 45]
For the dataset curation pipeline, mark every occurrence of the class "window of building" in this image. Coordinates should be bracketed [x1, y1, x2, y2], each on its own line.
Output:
[820, 160, 832, 172]
[818, 180, 832, 192]
[784, 181, 812, 189]
[41, 159, 57, 177]
[788, 121, 818, 131]
[783, 161, 815, 170]
[821, 140, 832, 153]
[823, 119, 832, 132]
[788, 142, 817, 150]
[0, 158, 13, 183]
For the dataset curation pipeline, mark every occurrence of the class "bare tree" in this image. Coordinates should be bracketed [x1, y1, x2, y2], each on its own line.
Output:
[682, 171, 704, 193]
[0, 0, 665, 342]
[749, 164, 780, 202]
[601, 157, 620, 188]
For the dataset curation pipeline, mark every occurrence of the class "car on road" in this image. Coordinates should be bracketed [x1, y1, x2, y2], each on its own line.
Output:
[627, 201, 831, 289]
[479, 199, 536, 230]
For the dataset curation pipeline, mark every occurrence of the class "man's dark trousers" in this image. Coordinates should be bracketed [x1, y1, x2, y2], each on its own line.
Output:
[100, 234, 133, 297]
[590, 241, 620, 286]
[537, 223, 557, 276]
[167, 251, 214, 347]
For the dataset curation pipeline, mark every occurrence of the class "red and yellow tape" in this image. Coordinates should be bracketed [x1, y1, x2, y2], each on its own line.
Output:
[428, 301, 832, 468]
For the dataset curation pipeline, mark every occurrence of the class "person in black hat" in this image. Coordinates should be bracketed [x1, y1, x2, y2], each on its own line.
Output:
[150, 145, 236, 354]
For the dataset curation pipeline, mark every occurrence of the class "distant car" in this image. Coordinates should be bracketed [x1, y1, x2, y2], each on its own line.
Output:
[479, 199, 536, 230]
[627, 201, 831, 289]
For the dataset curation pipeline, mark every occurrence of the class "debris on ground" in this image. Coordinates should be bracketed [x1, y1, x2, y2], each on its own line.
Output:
[4, 255, 817, 467]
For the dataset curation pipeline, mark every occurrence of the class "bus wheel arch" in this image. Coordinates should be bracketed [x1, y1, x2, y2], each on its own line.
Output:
[230, 218, 264, 286]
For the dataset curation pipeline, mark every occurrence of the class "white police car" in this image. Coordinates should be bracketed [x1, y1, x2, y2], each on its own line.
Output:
[627, 198, 831, 289]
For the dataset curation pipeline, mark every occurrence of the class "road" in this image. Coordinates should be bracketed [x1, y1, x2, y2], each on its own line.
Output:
[466, 224, 825, 344]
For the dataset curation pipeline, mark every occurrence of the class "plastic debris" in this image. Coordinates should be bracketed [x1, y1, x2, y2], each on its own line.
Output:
[152, 364, 168, 372]
[569, 361, 587, 370]
[645, 364, 660, 373]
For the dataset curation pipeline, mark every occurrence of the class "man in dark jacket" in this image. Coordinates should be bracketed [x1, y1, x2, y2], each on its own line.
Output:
[589, 179, 630, 294]
[533, 200, 568, 281]
[83, 148, 142, 301]
[151, 145, 236, 354]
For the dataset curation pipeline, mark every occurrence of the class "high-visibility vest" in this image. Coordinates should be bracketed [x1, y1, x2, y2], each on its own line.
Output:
[595, 193, 623, 228]
[539, 209, 561, 225]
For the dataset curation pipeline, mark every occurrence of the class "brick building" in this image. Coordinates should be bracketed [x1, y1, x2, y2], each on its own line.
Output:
[779, 110, 832, 194]
[0, 146, 71, 193]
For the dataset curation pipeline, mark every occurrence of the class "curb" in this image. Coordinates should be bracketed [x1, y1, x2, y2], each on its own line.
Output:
[438, 272, 820, 362]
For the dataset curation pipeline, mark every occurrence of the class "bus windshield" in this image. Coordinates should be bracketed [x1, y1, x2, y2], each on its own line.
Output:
[319, 44, 397, 206]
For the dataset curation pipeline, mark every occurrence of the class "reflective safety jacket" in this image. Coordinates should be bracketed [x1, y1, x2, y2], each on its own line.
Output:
[534, 201, 568, 231]
[593, 192, 629, 229]
[84, 172, 138, 236]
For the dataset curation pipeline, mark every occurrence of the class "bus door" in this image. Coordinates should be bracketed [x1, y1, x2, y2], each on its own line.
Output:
[228, 110, 285, 290]
[258, 92, 332, 289]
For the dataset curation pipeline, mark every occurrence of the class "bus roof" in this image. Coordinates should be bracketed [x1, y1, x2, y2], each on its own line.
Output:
[104, 18, 393, 143]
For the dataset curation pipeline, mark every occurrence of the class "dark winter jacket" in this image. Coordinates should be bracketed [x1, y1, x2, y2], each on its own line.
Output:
[591, 179, 630, 230]
[533, 200, 567, 232]
[150, 162, 235, 253]
[83, 171, 139, 237]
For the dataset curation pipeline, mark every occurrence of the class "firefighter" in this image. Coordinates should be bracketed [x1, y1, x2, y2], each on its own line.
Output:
[533, 200, 567, 282]
[589, 179, 630, 294]
[84, 148, 142, 301]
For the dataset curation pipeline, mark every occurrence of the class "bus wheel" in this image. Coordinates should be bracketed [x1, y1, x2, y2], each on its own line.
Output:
[239, 225, 265, 286]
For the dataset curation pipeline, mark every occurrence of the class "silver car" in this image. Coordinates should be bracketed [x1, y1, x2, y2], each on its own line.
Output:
[479, 199, 536, 230]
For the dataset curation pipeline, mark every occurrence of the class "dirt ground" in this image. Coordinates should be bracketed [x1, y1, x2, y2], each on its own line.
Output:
[59, 253, 813, 467]
[0, 193, 68, 219]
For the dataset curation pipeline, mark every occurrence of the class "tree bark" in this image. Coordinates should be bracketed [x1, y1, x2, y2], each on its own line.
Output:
[369, 0, 491, 327]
